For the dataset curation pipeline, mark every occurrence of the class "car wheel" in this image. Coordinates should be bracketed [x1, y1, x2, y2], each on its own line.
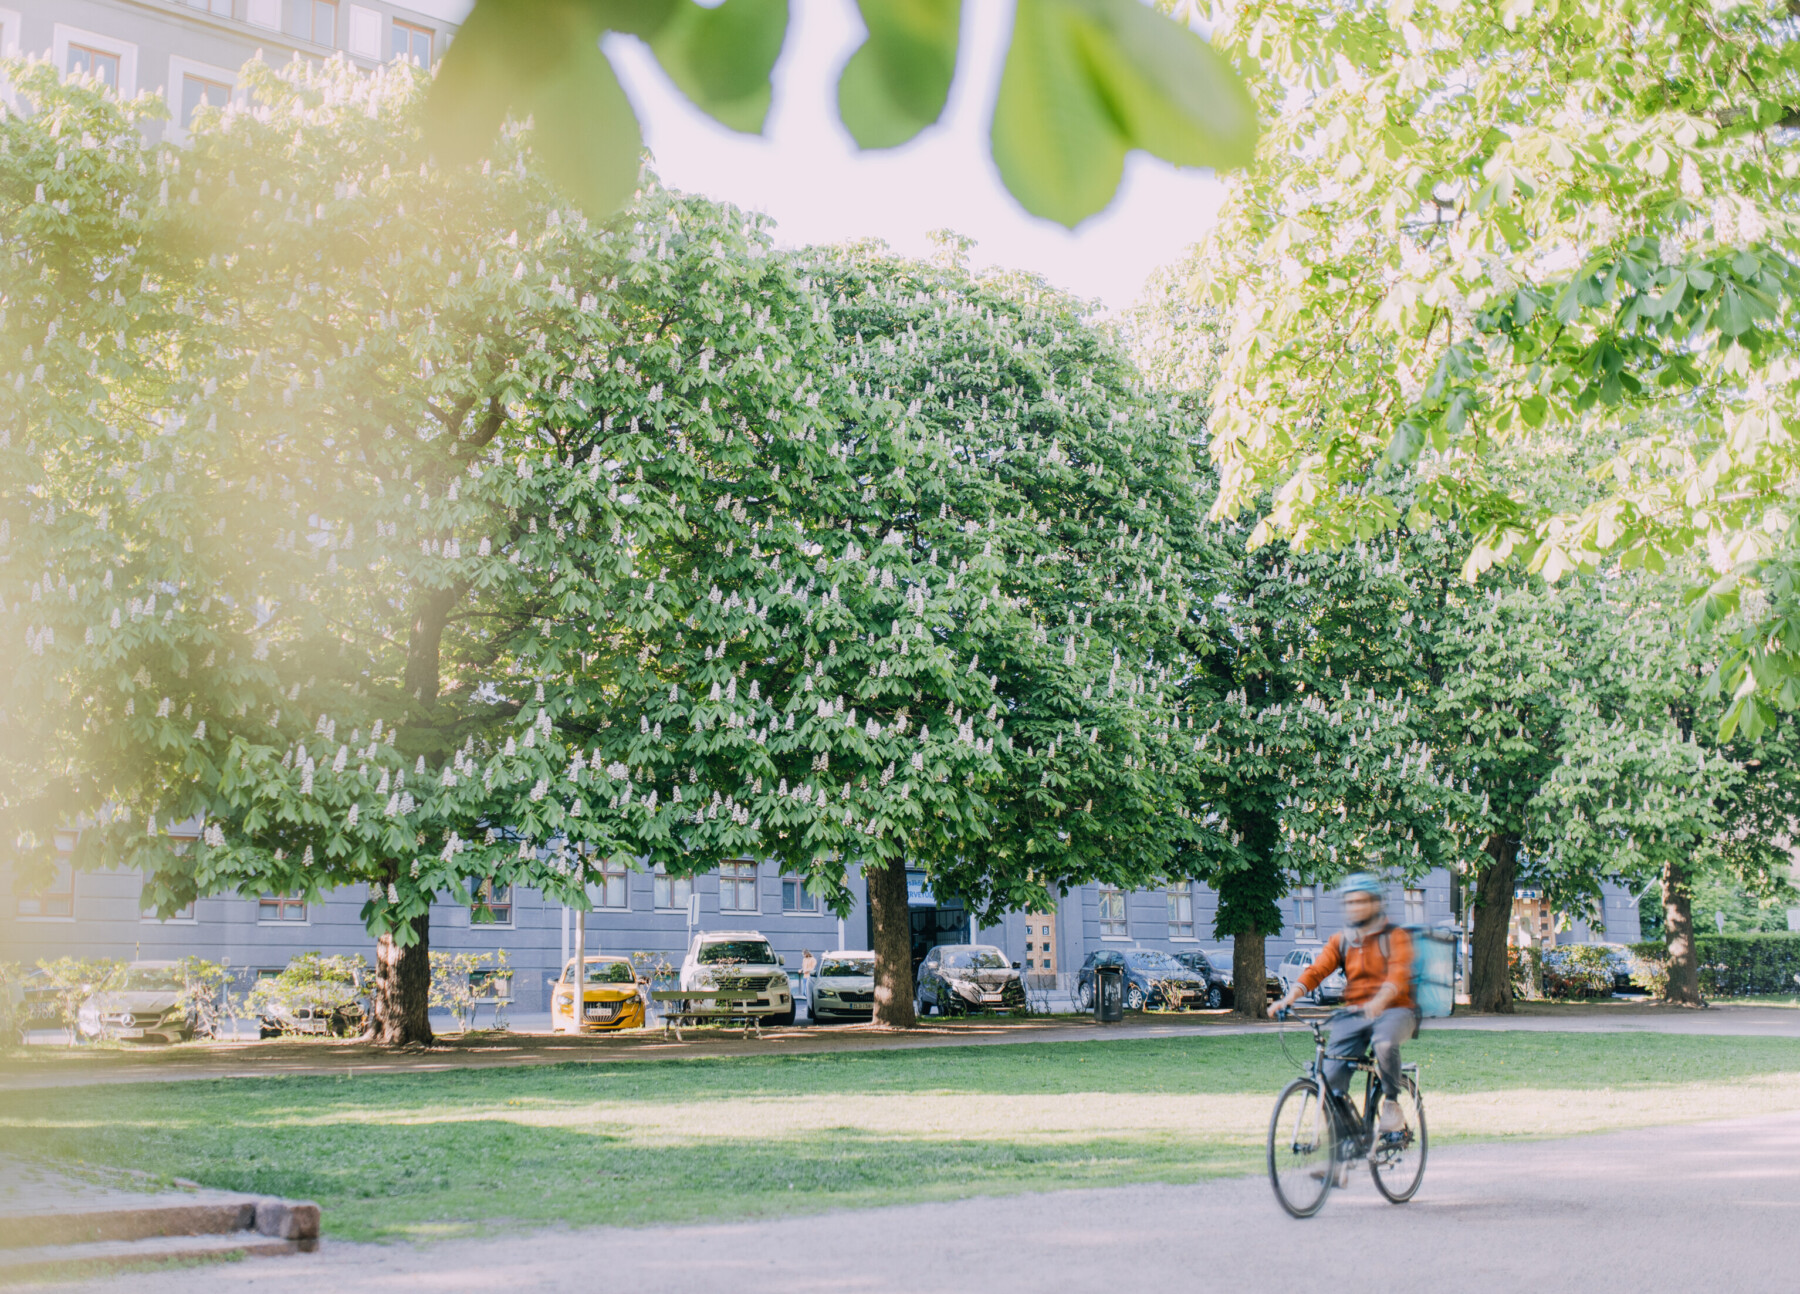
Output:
[1206, 983, 1225, 1009]
[1126, 985, 1147, 1011]
[772, 1006, 796, 1026]
[1076, 980, 1094, 1011]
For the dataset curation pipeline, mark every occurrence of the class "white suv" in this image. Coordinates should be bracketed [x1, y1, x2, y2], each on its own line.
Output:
[679, 931, 795, 1025]
[1278, 945, 1346, 1004]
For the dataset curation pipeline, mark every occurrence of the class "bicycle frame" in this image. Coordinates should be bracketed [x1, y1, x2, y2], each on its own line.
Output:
[1286, 1010, 1417, 1161]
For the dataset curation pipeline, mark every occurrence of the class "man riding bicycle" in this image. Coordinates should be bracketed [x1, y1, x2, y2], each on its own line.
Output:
[1271, 873, 1413, 1137]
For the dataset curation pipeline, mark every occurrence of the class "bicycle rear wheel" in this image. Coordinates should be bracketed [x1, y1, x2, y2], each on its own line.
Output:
[1369, 1077, 1427, 1203]
[1267, 1077, 1337, 1218]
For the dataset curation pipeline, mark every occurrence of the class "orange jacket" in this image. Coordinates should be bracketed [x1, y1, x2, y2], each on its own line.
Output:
[1297, 923, 1414, 1010]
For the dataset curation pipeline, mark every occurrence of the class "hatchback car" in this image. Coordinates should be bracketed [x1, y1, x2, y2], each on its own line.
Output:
[810, 951, 877, 1023]
[1278, 946, 1348, 1004]
[551, 955, 647, 1033]
[78, 962, 193, 1043]
[1076, 949, 1215, 1011]
[915, 944, 1026, 1016]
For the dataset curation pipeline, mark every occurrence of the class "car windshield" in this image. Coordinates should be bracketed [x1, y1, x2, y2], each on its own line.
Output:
[697, 940, 777, 966]
[121, 969, 180, 991]
[1124, 951, 1186, 973]
[818, 958, 873, 978]
[571, 961, 635, 984]
[941, 947, 1009, 970]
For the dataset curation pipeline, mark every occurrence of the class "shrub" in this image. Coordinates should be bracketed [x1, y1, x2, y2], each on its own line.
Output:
[245, 953, 368, 1035]
[1693, 932, 1800, 997]
[1541, 945, 1616, 999]
[34, 958, 125, 1044]
[428, 949, 512, 1032]
[1508, 945, 1543, 999]
[1627, 941, 1671, 997]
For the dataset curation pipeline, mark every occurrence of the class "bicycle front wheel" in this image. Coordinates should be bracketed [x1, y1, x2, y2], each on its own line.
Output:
[1268, 1077, 1337, 1218]
[1369, 1077, 1428, 1203]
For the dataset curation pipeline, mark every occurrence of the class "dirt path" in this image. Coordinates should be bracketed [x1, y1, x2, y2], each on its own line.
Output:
[38, 1109, 1800, 1293]
[4, 1002, 1796, 1092]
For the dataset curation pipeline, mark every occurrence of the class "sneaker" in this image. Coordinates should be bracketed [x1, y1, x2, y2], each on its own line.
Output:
[1379, 1098, 1407, 1135]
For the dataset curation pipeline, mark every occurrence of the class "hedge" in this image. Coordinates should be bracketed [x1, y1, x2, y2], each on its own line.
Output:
[1629, 933, 1800, 998]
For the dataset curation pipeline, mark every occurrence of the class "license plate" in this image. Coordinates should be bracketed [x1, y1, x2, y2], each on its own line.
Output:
[585, 1003, 616, 1017]
[981, 993, 1003, 1003]
[115, 1028, 144, 1038]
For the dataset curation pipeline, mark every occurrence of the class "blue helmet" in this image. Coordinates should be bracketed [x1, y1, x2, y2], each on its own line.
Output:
[1338, 872, 1384, 899]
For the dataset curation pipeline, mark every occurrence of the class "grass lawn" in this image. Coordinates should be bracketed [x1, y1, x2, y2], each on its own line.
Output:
[4, 1030, 1800, 1243]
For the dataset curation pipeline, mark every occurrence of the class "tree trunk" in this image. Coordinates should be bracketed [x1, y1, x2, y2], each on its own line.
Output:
[1232, 930, 1268, 1019]
[1469, 832, 1518, 1013]
[1662, 858, 1704, 1007]
[370, 910, 434, 1045]
[866, 856, 917, 1028]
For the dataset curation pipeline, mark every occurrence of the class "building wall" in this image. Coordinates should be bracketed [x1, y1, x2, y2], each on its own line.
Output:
[2, 0, 469, 136]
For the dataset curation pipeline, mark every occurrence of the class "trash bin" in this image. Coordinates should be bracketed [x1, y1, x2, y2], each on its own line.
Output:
[1094, 965, 1124, 1023]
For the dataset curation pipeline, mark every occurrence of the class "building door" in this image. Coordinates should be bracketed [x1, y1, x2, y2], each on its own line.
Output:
[880, 870, 969, 975]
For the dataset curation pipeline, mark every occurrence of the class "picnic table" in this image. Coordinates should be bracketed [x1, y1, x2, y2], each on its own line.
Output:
[649, 989, 779, 1040]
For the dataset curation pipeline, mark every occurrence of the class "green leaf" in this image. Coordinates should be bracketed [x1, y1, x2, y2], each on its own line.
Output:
[425, 0, 642, 218]
[649, 0, 789, 134]
[992, 0, 1257, 228]
[838, 0, 962, 150]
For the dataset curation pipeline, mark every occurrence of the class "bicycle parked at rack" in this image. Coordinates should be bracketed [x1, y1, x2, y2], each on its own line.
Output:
[1267, 1008, 1429, 1217]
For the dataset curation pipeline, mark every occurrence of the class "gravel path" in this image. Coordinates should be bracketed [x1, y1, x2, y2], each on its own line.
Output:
[40, 1109, 1800, 1293]
[4, 1003, 1796, 1092]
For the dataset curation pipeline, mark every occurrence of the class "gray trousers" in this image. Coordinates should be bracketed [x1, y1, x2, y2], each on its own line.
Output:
[1323, 1007, 1414, 1099]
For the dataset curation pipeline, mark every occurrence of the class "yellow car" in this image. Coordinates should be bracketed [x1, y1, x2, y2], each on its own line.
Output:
[551, 956, 647, 1033]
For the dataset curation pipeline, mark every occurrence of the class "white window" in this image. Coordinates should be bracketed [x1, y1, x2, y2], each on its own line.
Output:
[1292, 885, 1317, 940]
[1404, 888, 1427, 926]
[392, 18, 433, 64]
[593, 858, 630, 911]
[53, 26, 138, 98]
[165, 56, 239, 145]
[653, 864, 692, 912]
[144, 899, 197, 923]
[258, 892, 307, 922]
[1167, 886, 1194, 938]
[185, 0, 234, 15]
[1098, 886, 1128, 939]
[719, 860, 759, 914]
[17, 863, 74, 919]
[781, 873, 819, 914]
[471, 880, 512, 926]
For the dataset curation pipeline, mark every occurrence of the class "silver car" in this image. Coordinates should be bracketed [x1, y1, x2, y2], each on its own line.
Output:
[78, 962, 193, 1043]
[1279, 945, 1347, 1004]
[810, 951, 876, 1024]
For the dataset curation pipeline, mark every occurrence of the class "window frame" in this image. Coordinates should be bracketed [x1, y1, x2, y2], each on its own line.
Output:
[719, 860, 760, 915]
[471, 879, 514, 928]
[391, 18, 433, 65]
[53, 24, 137, 97]
[257, 892, 309, 924]
[291, 0, 339, 48]
[1166, 885, 1195, 940]
[1292, 884, 1318, 940]
[780, 872, 820, 915]
[16, 862, 75, 921]
[1403, 887, 1427, 926]
[653, 864, 694, 913]
[1097, 886, 1129, 940]
[592, 857, 630, 911]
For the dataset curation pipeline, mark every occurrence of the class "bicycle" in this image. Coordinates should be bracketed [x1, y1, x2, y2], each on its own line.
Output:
[1266, 1008, 1429, 1218]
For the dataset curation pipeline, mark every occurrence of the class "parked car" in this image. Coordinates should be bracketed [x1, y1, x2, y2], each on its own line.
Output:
[1277, 945, 1348, 1004]
[679, 931, 795, 1026]
[77, 962, 194, 1044]
[915, 944, 1026, 1016]
[1075, 949, 1214, 1011]
[551, 955, 646, 1033]
[253, 955, 368, 1038]
[810, 951, 876, 1024]
[1176, 949, 1283, 1008]
[12, 968, 65, 1037]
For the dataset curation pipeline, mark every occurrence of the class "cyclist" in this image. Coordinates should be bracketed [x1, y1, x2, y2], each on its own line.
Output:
[1271, 873, 1414, 1137]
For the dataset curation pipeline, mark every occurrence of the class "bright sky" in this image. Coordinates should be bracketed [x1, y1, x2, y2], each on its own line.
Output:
[603, 1, 1227, 313]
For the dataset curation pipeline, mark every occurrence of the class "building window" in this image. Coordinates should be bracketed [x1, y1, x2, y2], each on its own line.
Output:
[720, 860, 759, 914]
[1404, 888, 1426, 926]
[290, 0, 337, 47]
[1098, 886, 1128, 939]
[392, 19, 433, 65]
[781, 873, 819, 914]
[594, 858, 629, 911]
[653, 864, 693, 912]
[144, 901, 196, 922]
[179, 74, 232, 130]
[186, 0, 234, 16]
[258, 892, 307, 922]
[17, 864, 74, 919]
[67, 44, 121, 89]
[1167, 886, 1194, 939]
[1293, 885, 1317, 940]
[471, 880, 512, 926]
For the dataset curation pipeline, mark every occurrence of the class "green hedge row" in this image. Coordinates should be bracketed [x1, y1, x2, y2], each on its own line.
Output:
[1629, 932, 1800, 997]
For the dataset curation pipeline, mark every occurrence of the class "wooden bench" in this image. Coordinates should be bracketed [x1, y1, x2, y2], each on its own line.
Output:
[649, 989, 777, 1040]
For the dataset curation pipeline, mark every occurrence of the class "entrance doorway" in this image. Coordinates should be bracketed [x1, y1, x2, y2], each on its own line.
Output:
[869, 870, 970, 974]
